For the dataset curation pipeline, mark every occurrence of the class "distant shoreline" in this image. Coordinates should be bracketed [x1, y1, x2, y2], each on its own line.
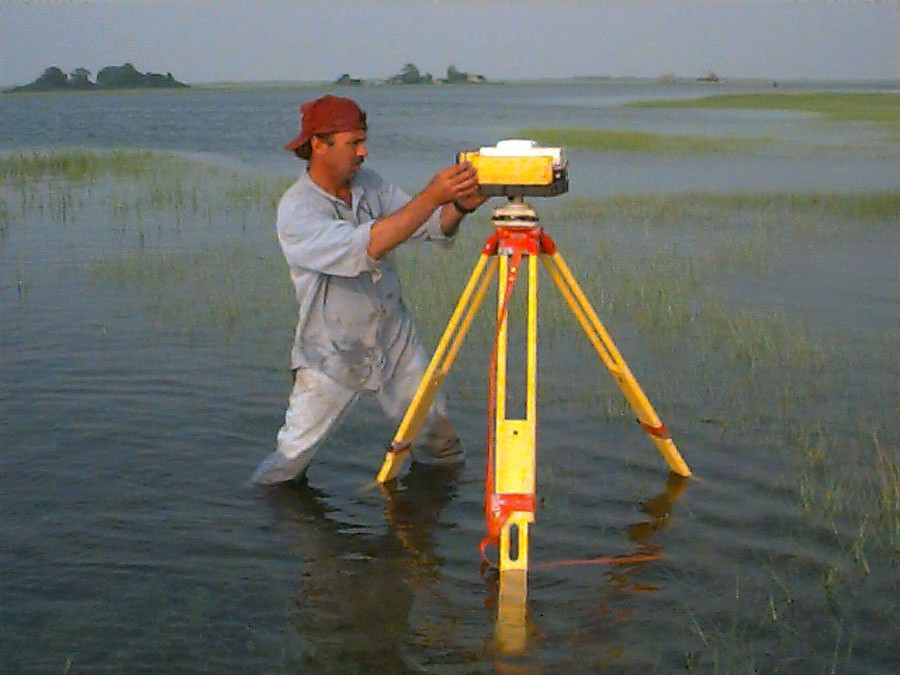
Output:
[192, 76, 900, 90]
[3, 75, 898, 94]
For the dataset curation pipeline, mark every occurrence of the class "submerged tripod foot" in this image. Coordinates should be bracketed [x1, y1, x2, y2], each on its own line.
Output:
[377, 441, 411, 483]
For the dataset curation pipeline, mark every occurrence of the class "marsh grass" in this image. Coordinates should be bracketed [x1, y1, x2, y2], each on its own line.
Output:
[792, 421, 899, 559]
[521, 92, 900, 159]
[9, 149, 898, 671]
[400, 189, 898, 671]
[0, 197, 8, 237]
[684, 564, 865, 674]
[627, 92, 900, 126]
[553, 190, 900, 229]
[399, 189, 897, 431]
[11, 150, 890, 430]
[91, 242, 293, 344]
[0, 148, 173, 183]
[0, 148, 289, 225]
[515, 127, 769, 155]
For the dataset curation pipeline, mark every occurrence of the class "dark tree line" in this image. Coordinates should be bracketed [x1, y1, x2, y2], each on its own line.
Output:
[7, 64, 187, 93]
[336, 63, 487, 86]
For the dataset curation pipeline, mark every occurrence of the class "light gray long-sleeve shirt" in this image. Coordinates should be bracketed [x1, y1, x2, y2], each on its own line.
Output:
[276, 167, 454, 391]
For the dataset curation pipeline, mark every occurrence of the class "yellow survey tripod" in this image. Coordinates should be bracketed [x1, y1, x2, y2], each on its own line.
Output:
[376, 196, 691, 614]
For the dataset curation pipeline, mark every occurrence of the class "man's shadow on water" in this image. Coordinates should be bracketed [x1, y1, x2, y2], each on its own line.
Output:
[258, 464, 463, 671]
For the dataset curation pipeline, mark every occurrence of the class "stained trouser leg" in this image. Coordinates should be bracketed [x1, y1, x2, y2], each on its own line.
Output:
[252, 368, 358, 485]
[376, 342, 464, 466]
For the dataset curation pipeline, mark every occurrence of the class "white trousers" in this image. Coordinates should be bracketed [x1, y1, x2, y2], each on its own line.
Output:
[252, 347, 462, 485]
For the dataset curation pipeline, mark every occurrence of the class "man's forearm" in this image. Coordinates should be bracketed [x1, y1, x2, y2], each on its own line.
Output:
[367, 191, 442, 259]
[367, 162, 480, 258]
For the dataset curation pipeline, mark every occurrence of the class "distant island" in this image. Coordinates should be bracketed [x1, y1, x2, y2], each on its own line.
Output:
[335, 63, 487, 86]
[6, 63, 188, 93]
[696, 71, 723, 84]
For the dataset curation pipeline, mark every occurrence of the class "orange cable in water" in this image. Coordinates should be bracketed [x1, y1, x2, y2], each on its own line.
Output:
[534, 553, 660, 569]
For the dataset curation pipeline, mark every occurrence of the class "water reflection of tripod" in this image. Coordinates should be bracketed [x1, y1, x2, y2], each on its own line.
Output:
[375, 198, 691, 606]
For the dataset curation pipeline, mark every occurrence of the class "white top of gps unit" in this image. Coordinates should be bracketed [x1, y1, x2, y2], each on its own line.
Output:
[477, 139, 565, 166]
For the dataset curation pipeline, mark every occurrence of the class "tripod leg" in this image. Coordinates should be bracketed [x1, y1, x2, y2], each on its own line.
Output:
[542, 252, 691, 477]
[376, 254, 497, 483]
[491, 251, 538, 653]
[495, 252, 538, 573]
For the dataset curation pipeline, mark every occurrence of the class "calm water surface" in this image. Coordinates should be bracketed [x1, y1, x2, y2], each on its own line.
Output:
[2, 79, 898, 192]
[1, 80, 898, 673]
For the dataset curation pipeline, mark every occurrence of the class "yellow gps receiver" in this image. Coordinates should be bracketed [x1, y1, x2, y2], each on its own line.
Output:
[457, 139, 568, 197]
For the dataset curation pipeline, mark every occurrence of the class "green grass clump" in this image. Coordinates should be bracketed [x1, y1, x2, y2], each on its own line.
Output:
[2, 148, 290, 232]
[515, 127, 767, 155]
[90, 242, 292, 337]
[0, 148, 184, 183]
[556, 190, 900, 224]
[0, 198, 8, 235]
[0, 148, 290, 213]
[627, 92, 900, 125]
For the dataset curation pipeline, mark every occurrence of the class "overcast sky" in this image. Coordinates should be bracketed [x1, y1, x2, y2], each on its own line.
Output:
[1, 1, 897, 87]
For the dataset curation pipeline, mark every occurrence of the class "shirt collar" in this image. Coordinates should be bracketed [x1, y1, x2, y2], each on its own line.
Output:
[301, 170, 365, 208]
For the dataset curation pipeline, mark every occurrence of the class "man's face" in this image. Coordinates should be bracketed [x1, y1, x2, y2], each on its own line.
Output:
[314, 129, 368, 183]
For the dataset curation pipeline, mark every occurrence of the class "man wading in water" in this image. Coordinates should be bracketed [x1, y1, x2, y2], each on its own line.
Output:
[253, 94, 486, 485]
